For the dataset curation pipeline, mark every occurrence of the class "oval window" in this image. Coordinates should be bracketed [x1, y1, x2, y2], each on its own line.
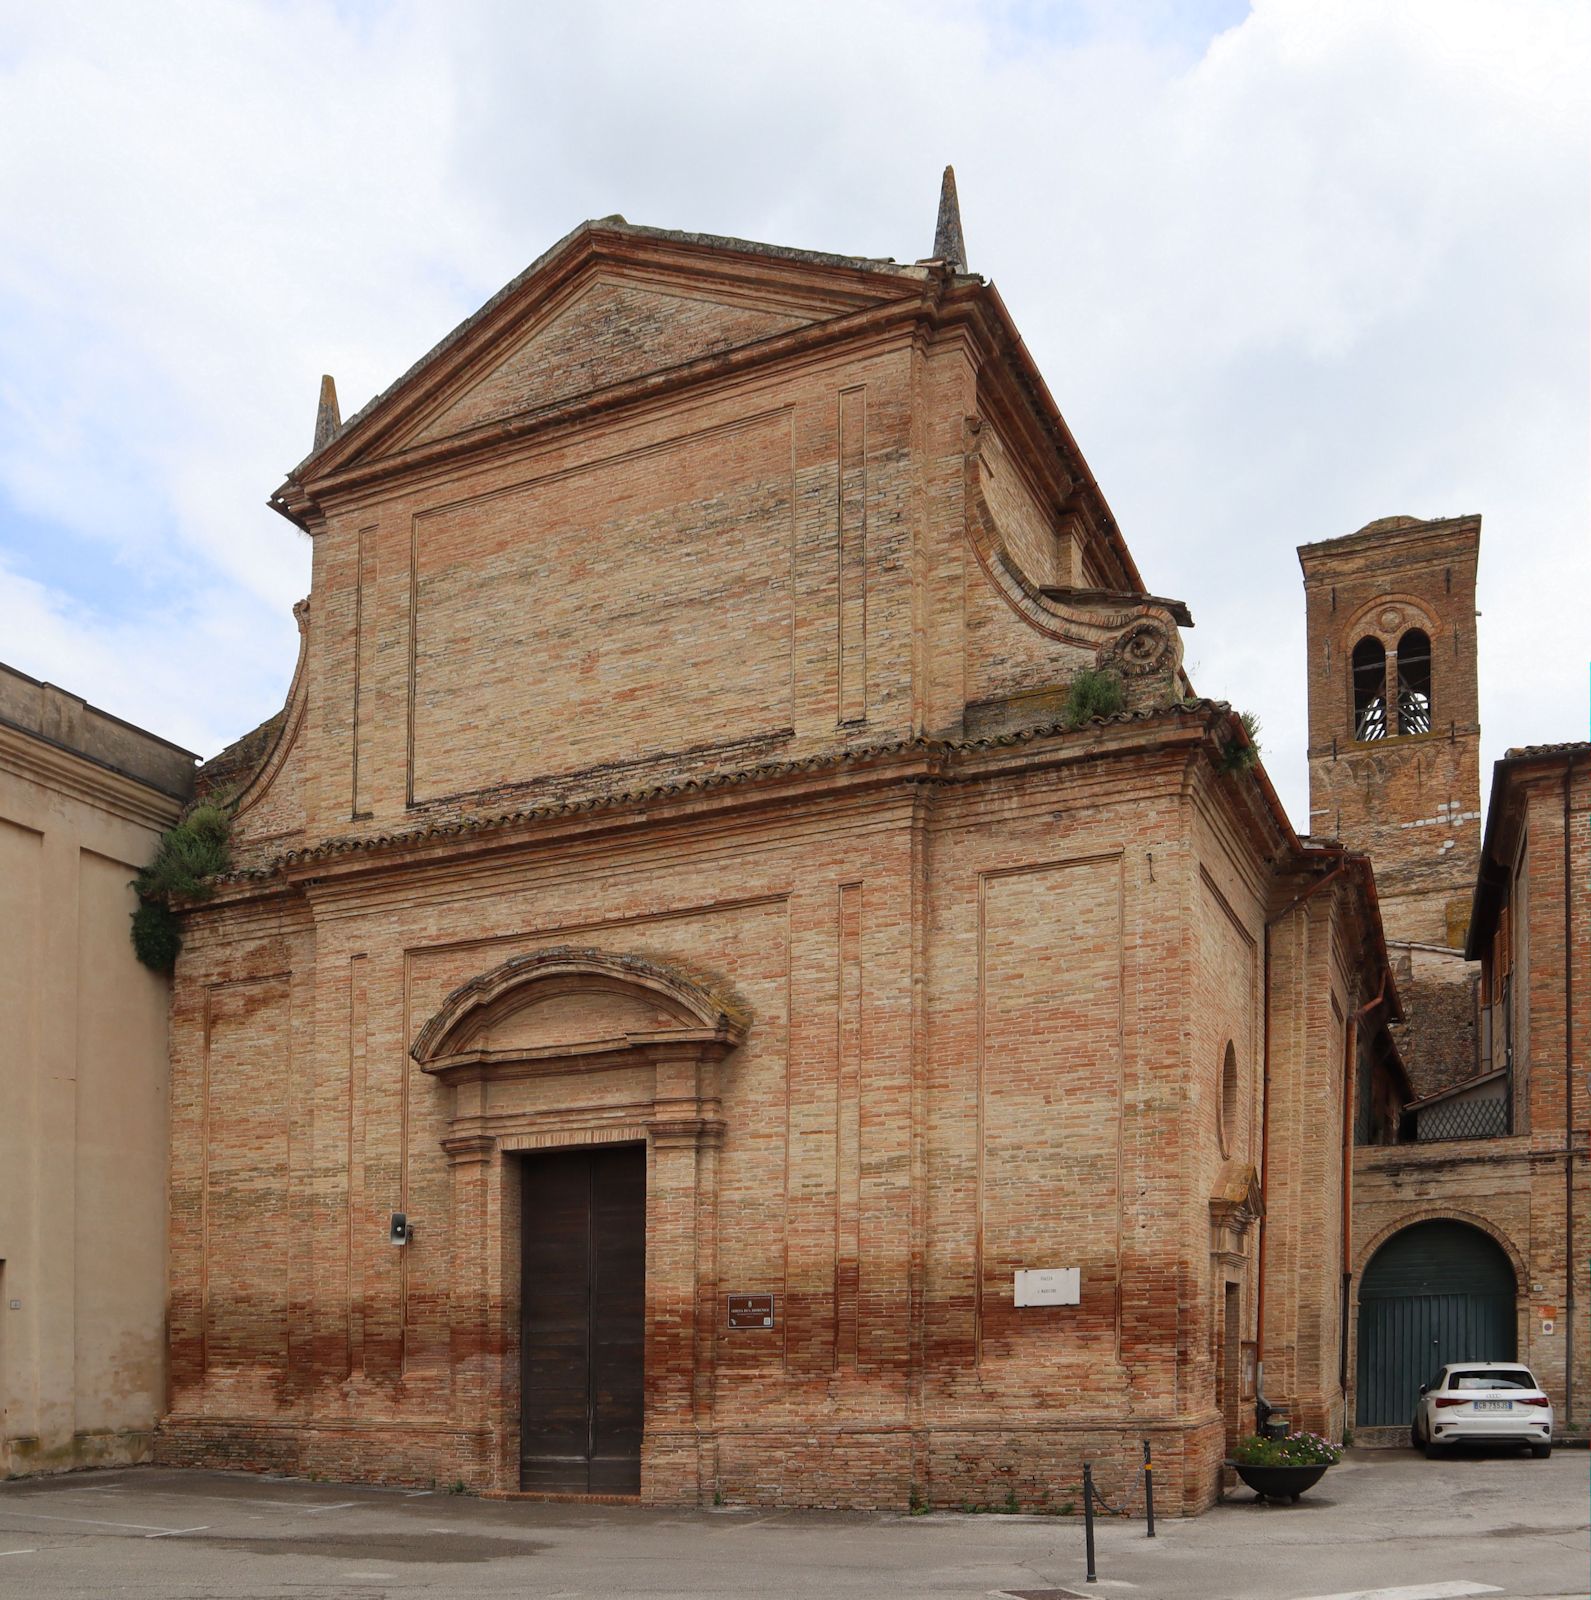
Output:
[1218, 1041, 1239, 1158]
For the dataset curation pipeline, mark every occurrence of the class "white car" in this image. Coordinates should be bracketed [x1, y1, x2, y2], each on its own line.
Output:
[1412, 1362, 1553, 1458]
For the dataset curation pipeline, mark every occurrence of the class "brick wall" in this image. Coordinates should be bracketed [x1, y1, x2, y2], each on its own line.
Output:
[1299, 516, 1482, 948]
[161, 227, 1377, 1511]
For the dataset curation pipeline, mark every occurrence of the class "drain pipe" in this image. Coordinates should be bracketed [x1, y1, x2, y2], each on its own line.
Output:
[1256, 861, 1349, 1429]
[1340, 971, 1388, 1393]
[1564, 753, 1578, 1431]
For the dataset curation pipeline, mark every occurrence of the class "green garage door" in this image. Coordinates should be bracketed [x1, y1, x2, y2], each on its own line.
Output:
[1356, 1220, 1516, 1427]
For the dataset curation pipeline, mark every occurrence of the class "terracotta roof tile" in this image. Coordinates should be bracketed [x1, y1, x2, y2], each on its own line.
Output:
[216, 699, 1232, 885]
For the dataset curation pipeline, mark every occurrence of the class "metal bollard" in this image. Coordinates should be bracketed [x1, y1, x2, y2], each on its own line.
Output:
[1142, 1438, 1155, 1537]
[1082, 1461, 1097, 1583]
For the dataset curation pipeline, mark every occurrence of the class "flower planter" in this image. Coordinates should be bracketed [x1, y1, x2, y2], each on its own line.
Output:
[1225, 1460, 1331, 1502]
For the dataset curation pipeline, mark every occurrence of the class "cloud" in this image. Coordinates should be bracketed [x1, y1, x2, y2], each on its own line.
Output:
[0, 550, 298, 757]
[0, 0, 1585, 824]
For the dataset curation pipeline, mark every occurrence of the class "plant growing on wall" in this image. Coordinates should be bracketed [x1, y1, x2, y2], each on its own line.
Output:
[1062, 667, 1126, 729]
[1218, 710, 1263, 775]
[129, 802, 233, 973]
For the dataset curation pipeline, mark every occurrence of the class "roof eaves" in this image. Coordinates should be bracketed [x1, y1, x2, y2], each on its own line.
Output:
[974, 280, 1146, 597]
[1501, 740, 1591, 761]
[215, 699, 1226, 887]
[594, 218, 925, 281]
[1467, 739, 1589, 957]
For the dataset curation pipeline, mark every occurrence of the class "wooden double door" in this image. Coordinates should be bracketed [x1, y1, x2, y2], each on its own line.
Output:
[520, 1145, 647, 1494]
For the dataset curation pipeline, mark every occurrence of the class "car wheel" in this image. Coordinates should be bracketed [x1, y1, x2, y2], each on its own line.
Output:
[1531, 1442, 1551, 1459]
[1410, 1422, 1423, 1450]
[1423, 1439, 1443, 1460]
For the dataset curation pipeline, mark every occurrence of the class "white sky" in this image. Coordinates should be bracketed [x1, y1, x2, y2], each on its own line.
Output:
[1, 0, 1586, 831]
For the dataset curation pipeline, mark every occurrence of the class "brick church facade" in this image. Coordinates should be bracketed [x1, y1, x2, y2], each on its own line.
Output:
[156, 187, 1399, 1511]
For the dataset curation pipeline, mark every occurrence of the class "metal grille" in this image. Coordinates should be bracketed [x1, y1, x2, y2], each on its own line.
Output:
[1354, 1051, 1377, 1145]
[1415, 1097, 1510, 1142]
[1397, 689, 1431, 735]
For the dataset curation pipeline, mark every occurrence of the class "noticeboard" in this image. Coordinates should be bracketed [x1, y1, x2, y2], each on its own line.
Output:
[726, 1293, 777, 1330]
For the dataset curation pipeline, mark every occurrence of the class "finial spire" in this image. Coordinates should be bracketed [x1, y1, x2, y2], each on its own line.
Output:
[932, 165, 966, 273]
[313, 374, 341, 453]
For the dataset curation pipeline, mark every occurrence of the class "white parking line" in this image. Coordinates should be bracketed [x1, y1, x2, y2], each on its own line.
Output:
[303, 1500, 357, 1515]
[100, 1490, 356, 1512]
[721, 1512, 788, 1532]
[0, 1509, 187, 1534]
[0, 1550, 38, 1558]
[1292, 1583, 1503, 1600]
[144, 1525, 211, 1539]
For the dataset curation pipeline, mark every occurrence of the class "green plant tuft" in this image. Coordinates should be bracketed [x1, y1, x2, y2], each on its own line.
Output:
[129, 801, 233, 973]
[131, 901, 183, 973]
[1063, 667, 1126, 730]
[1218, 709, 1263, 775]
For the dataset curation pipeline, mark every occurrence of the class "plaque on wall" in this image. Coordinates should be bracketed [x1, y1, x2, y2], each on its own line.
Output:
[726, 1293, 776, 1330]
[1013, 1267, 1080, 1307]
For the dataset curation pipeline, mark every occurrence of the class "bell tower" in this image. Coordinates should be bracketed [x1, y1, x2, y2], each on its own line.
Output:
[1298, 514, 1482, 948]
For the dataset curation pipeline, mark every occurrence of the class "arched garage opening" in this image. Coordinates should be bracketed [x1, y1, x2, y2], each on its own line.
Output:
[1356, 1220, 1517, 1427]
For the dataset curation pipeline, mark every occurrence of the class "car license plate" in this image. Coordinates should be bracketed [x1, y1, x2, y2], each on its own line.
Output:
[1474, 1400, 1512, 1411]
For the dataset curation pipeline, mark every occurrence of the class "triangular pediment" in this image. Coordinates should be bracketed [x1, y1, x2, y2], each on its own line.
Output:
[398, 269, 814, 451]
[286, 221, 925, 490]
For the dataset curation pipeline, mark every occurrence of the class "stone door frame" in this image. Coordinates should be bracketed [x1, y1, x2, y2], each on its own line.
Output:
[412, 947, 745, 1499]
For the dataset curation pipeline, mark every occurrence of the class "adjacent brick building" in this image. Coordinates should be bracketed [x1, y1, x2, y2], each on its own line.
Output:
[1300, 515, 1588, 1443]
[155, 194, 1397, 1511]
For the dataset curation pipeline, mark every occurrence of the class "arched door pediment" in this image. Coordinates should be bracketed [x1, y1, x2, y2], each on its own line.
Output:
[411, 945, 747, 1498]
[411, 945, 748, 1081]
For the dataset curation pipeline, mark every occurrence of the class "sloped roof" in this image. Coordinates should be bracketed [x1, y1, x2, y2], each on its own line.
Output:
[1406, 1066, 1507, 1112]
[1503, 740, 1591, 760]
[276, 215, 949, 490]
[1466, 739, 1590, 957]
[267, 209, 1150, 597]
[195, 707, 285, 800]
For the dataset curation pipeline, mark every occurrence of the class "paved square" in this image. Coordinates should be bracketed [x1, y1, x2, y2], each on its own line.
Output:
[0, 1449, 1584, 1599]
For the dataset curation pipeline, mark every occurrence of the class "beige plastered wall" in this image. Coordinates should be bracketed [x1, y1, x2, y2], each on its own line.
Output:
[0, 709, 189, 1475]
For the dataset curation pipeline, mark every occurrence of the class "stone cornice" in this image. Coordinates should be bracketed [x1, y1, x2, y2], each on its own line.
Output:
[275, 272, 936, 526]
[0, 719, 187, 833]
[202, 704, 1231, 908]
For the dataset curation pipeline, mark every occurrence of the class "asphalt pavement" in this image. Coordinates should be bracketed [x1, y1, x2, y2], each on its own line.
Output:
[0, 1446, 1585, 1599]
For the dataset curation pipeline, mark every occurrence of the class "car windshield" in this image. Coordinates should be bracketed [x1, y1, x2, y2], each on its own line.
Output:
[1450, 1370, 1538, 1391]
